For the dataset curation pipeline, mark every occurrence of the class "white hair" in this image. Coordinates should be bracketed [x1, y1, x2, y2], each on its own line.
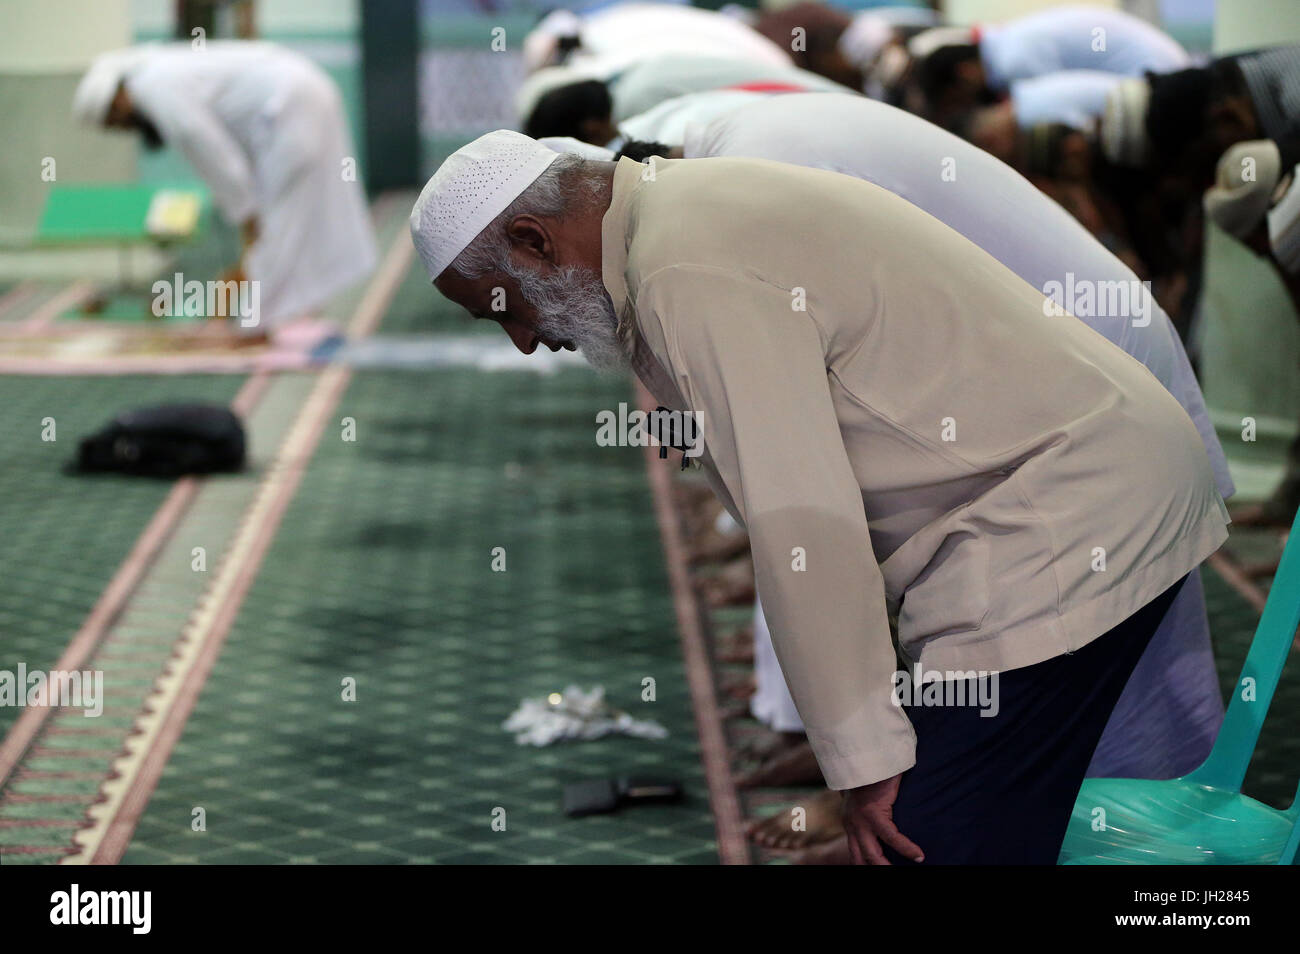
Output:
[449, 154, 604, 280]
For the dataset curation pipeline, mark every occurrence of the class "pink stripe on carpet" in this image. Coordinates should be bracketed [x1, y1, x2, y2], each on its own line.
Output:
[637, 381, 750, 866]
[0, 371, 269, 790]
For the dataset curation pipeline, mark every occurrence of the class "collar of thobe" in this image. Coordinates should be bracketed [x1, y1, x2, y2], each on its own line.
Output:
[599, 155, 693, 417]
[600, 156, 644, 331]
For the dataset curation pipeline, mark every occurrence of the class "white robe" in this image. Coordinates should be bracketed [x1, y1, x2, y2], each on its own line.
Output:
[684, 93, 1228, 777]
[977, 6, 1191, 90]
[611, 54, 854, 125]
[526, 2, 791, 76]
[1009, 69, 1124, 129]
[619, 89, 769, 146]
[126, 42, 377, 329]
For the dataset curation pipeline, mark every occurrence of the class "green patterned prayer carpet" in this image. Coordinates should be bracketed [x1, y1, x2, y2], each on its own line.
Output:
[119, 365, 718, 864]
[0, 260, 719, 864]
[0, 373, 245, 746]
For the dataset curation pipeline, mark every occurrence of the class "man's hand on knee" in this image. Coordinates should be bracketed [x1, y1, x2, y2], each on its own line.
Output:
[841, 774, 925, 865]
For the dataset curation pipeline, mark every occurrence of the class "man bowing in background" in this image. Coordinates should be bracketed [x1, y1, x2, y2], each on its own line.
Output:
[74, 42, 377, 338]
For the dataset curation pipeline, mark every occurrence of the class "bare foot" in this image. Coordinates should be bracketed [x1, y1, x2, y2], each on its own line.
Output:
[719, 700, 751, 720]
[1242, 557, 1282, 580]
[674, 481, 722, 536]
[792, 835, 853, 865]
[736, 738, 823, 788]
[720, 673, 755, 701]
[1230, 502, 1298, 530]
[734, 729, 805, 762]
[747, 788, 843, 851]
[684, 497, 724, 540]
[672, 479, 715, 514]
[689, 526, 750, 565]
[190, 321, 269, 349]
[715, 625, 754, 664]
[696, 556, 755, 607]
[228, 331, 271, 349]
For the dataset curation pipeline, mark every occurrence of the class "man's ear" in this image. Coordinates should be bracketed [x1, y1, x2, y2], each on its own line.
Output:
[504, 214, 553, 265]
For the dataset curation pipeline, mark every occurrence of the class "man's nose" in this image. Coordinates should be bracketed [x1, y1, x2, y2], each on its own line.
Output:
[503, 322, 538, 355]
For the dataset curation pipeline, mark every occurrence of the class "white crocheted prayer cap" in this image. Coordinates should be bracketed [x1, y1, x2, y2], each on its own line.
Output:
[410, 130, 559, 281]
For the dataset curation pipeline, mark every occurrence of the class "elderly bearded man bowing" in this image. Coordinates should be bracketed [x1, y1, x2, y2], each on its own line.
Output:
[412, 131, 1229, 865]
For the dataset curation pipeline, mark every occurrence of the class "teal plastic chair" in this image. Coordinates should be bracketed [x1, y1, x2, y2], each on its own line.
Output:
[1059, 510, 1300, 864]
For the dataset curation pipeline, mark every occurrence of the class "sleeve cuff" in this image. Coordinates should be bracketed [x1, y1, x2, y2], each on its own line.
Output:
[810, 710, 917, 791]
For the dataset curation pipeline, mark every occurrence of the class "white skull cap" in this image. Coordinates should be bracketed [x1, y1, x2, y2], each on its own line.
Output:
[1204, 139, 1282, 239]
[906, 26, 974, 60]
[410, 129, 559, 281]
[839, 15, 892, 70]
[538, 136, 615, 161]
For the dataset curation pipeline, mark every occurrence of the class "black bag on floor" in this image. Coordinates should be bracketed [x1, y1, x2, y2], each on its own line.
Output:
[73, 403, 246, 477]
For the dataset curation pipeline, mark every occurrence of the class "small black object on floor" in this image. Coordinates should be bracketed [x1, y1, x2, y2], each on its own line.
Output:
[562, 777, 684, 817]
[71, 403, 246, 478]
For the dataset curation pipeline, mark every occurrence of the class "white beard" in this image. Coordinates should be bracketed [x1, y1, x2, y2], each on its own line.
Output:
[510, 263, 628, 373]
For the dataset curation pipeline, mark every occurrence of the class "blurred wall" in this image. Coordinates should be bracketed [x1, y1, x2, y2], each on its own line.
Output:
[0, 0, 135, 242]
[943, 0, 1117, 25]
[256, 0, 356, 33]
[1216, 0, 1300, 46]
[419, 10, 531, 176]
[131, 0, 357, 37]
[1199, 0, 1300, 496]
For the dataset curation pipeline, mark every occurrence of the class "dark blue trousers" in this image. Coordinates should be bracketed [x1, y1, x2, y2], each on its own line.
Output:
[882, 577, 1186, 865]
